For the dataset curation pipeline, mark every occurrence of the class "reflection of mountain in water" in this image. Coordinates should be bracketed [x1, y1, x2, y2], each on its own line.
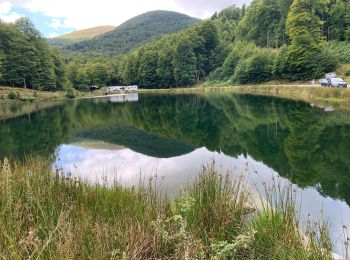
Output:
[72, 125, 196, 158]
[70, 140, 126, 150]
[1, 93, 350, 205]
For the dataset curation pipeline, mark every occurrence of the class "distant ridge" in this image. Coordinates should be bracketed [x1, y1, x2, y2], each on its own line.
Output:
[48, 25, 116, 47]
[63, 10, 200, 55]
[57, 25, 116, 40]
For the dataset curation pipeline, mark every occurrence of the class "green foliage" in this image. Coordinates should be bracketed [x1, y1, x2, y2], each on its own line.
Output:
[210, 42, 258, 81]
[7, 91, 18, 100]
[4, 1, 350, 90]
[0, 50, 4, 80]
[173, 35, 197, 87]
[138, 47, 159, 88]
[0, 18, 66, 91]
[217, 5, 244, 21]
[123, 51, 140, 85]
[233, 50, 276, 84]
[115, 20, 218, 88]
[156, 40, 176, 87]
[64, 11, 200, 56]
[283, 0, 329, 80]
[65, 88, 76, 99]
[324, 41, 350, 64]
[65, 58, 114, 90]
[327, 0, 350, 41]
[236, 0, 292, 47]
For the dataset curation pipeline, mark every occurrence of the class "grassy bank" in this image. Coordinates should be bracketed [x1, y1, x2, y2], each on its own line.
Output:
[139, 84, 350, 111]
[3, 83, 350, 112]
[0, 86, 66, 104]
[0, 157, 334, 259]
[0, 86, 101, 105]
[227, 85, 350, 111]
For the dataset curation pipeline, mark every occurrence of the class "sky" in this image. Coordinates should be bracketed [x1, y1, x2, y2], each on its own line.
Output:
[0, 0, 252, 38]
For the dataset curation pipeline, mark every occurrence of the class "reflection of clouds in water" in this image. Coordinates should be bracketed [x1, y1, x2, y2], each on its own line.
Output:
[56, 144, 350, 255]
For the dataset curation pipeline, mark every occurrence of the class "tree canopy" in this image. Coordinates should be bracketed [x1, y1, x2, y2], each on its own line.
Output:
[0, 18, 67, 90]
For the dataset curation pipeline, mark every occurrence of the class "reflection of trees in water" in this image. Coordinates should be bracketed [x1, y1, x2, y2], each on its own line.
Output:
[1, 94, 350, 204]
[0, 105, 71, 161]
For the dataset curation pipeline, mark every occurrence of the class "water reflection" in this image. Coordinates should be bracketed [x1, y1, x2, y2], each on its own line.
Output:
[55, 142, 350, 255]
[1, 93, 350, 254]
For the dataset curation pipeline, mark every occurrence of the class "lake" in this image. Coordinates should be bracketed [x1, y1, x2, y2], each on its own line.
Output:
[1, 92, 350, 255]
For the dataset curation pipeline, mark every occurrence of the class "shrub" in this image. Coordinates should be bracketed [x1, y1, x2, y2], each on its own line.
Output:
[232, 50, 276, 84]
[324, 41, 350, 64]
[66, 89, 76, 99]
[209, 42, 259, 82]
[7, 91, 18, 100]
[313, 47, 339, 77]
[273, 45, 289, 79]
[18, 96, 36, 102]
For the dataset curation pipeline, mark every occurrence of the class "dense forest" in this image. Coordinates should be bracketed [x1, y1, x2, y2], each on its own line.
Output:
[2, 0, 350, 90]
[64, 0, 350, 89]
[0, 18, 67, 90]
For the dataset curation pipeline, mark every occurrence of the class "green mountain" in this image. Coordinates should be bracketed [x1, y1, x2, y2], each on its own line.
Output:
[63, 10, 200, 55]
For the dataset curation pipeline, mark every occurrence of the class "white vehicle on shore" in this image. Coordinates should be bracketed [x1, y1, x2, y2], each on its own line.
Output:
[107, 86, 124, 92]
[107, 86, 138, 92]
[320, 73, 347, 88]
[124, 85, 138, 91]
[329, 78, 347, 88]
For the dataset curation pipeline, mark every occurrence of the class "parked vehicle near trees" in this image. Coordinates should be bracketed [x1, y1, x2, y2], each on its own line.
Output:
[320, 73, 347, 88]
[329, 78, 347, 88]
[319, 79, 328, 86]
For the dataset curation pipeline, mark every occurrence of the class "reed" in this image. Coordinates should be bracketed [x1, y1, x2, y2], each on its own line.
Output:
[0, 157, 335, 259]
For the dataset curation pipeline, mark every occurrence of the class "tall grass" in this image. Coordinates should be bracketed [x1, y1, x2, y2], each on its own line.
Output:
[0, 157, 335, 259]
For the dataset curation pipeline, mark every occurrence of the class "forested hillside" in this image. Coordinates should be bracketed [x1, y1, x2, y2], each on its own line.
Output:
[63, 11, 200, 55]
[0, 18, 66, 90]
[65, 0, 350, 89]
[2, 0, 350, 91]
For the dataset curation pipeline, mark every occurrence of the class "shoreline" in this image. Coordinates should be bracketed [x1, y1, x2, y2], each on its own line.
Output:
[2, 84, 350, 111]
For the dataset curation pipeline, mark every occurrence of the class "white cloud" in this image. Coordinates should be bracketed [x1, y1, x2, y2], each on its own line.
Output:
[0, 2, 12, 15]
[48, 32, 58, 38]
[0, 12, 22, 22]
[6, 0, 253, 29]
[49, 18, 64, 29]
[21, 0, 183, 29]
[173, 0, 251, 18]
[0, 1, 22, 22]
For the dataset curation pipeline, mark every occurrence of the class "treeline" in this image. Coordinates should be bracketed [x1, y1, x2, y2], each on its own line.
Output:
[0, 18, 67, 90]
[116, 0, 350, 87]
[99, 0, 350, 88]
[65, 12, 237, 89]
[65, 59, 121, 91]
[64, 19, 223, 89]
[212, 0, 350, 82]
[3, 0, 350, 91]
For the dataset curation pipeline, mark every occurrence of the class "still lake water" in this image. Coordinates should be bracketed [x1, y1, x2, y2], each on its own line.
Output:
[1, 93, 350, 254]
